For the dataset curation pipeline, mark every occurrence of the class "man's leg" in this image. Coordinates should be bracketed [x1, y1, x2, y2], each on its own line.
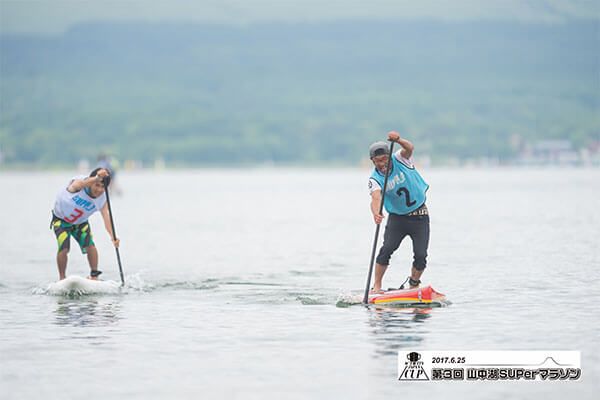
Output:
[373, 214, 406, 292]
[73, 222, 99, 280]
[86, 245, 99, 279]
[57, 249, 68, 280]
[372, 264, 388, 293]
[53, 219, 71, 280]
[409, 215, 430, 288]
[409, 267, 424, 288]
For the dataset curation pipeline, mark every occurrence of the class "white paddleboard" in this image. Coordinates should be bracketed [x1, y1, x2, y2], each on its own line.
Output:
[44, 275, 121, 296]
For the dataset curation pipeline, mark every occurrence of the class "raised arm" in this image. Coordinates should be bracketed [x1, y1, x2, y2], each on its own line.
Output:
[388, 131, 414, 159]
[67, 169, 109, 193]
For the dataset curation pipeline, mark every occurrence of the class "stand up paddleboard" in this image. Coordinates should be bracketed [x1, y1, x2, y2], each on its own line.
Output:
[45, 275, 121, 296]
[369, 285, 447, 307]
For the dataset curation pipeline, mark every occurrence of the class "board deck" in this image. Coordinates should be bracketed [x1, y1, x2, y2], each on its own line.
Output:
[368, 285, 447, 306]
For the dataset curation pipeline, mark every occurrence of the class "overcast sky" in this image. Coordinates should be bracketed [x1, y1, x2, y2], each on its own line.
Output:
[1, 0, 598, 35]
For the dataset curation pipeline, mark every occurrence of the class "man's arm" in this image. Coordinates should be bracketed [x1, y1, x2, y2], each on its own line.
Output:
[370, 189, 384, 225]
[67, 176, 99, 193]
[388, 131, 414, 160]
[101, 203, 120, 248]
[67, 169, 109, 193]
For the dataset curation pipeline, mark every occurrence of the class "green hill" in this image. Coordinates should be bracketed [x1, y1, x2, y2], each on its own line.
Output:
[1, 20, 598, 165]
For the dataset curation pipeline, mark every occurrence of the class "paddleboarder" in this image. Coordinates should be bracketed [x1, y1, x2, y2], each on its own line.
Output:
[368, 131, 430, 293]
[50, 168, 120, 280]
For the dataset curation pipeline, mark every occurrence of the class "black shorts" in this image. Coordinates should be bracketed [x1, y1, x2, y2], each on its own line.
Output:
[376, 211, 430, 270]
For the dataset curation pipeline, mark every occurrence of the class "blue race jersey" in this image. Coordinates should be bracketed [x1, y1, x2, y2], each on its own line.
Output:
[370, 155, 429, 215]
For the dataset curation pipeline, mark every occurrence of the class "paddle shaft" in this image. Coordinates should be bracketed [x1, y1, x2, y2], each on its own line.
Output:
[362, 141, 395, 304]
[103, 179, 125, 286]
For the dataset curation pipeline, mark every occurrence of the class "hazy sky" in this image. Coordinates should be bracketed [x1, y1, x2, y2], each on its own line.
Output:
[1, 0, 598, 34]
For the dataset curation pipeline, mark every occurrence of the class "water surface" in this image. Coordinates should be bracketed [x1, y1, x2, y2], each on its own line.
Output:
[1, 168, 598, 399]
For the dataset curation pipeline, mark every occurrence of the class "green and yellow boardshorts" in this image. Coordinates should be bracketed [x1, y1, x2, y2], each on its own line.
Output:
[50, 213, 95, 254]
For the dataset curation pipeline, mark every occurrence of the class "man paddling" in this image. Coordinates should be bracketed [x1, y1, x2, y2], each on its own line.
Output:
[50, 168, 120, 280]
[368, 131, 430, 293]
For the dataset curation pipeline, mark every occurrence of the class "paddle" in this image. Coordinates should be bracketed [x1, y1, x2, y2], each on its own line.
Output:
[103, 177, 125, 286]
[362, 140, 395, 304]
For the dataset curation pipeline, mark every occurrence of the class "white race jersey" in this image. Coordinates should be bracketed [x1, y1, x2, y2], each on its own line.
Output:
[53, 176, 106, 224]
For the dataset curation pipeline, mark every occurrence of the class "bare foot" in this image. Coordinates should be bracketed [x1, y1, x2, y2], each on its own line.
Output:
[370, 288, 385, 294]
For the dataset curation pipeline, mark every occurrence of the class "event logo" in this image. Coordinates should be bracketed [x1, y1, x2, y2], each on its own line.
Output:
[398, 351, 581, 383]
[398, 352, 430, 381]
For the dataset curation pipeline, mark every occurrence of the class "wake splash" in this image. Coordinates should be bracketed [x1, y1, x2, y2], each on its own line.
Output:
[335, 291, 364, 308]
[32, 274, 394, 308]
[32, 273, 219, 297]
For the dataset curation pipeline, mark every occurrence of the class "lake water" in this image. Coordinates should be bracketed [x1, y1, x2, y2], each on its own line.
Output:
[1, 168, 598, 399]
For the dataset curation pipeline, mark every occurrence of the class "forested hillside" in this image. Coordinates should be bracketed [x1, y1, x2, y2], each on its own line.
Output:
[1, 20, 598, 165]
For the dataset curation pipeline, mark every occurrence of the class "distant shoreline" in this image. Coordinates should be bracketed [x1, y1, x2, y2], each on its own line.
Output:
[2, 162, 599, 172]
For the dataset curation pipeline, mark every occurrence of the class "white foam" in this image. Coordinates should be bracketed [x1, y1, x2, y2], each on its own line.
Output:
[122, 272, 155, 292]
[335, 291, 363, 307]
[37, 275, 121, 296]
